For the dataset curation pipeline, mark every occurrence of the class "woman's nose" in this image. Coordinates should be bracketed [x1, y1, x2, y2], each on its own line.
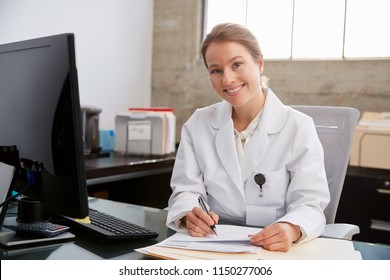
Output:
[222, 69, 236, 85]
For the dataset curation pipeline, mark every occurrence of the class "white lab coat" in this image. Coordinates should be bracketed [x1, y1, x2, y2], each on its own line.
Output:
[167, 89, 330, 243]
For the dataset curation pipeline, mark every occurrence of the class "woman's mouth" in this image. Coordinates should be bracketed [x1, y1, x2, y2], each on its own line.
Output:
[224, 85, 244, 96]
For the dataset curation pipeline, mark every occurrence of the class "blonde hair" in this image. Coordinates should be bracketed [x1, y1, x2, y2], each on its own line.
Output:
[201, 23, 269, 86]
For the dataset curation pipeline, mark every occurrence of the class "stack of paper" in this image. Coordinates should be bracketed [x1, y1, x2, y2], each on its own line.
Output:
[160, 225, 261, 254]
[115, 107, 176, 156]
[135, 224, 362, 260]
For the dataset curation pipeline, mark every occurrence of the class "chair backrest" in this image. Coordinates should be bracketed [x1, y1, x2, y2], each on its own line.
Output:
[291, 106, 360, 224]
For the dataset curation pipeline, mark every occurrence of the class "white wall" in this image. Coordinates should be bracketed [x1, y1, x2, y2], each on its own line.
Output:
[0, 0, 153, 130]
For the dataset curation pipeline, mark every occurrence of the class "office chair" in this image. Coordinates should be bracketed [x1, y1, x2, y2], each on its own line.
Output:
[291, 105, 361, 240]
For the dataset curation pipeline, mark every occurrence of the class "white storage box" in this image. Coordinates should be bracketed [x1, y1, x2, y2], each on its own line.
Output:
[114, 109, 175, 156]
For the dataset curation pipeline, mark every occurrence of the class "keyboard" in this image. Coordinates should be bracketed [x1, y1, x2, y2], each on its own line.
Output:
[61, 208, 159, 240]
[3, 221, 70, 237]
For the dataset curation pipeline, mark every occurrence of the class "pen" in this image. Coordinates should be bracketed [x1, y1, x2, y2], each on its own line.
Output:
[198, 196, 218, 236]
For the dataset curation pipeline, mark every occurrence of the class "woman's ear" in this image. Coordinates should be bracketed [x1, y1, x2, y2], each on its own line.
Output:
[257, 54, 264, 74]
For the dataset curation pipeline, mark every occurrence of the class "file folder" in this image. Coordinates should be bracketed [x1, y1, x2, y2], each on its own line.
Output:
[115, 108, 176, 155]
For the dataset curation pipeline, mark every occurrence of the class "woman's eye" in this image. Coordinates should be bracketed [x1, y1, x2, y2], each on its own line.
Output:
[233, 61, 243, 69]
[210, 69, 222, 75]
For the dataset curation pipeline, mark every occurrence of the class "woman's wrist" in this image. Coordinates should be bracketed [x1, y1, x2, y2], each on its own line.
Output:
[178, 216, 187, 228]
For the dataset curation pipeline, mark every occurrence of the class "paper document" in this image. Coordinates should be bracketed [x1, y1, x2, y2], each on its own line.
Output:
[161, 240, 260, 253]
[154, 224, 262, 253]
[169, 224, 262, 242]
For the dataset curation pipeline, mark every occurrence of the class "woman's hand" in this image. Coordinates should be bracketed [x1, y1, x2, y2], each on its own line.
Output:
[182, 207, 219, 237]
[249, 222, 302, 252]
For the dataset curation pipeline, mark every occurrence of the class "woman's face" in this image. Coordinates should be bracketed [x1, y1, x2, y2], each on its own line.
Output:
[205, 41, 264, 109]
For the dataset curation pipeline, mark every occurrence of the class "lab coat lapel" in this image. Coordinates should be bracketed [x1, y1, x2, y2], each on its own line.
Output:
[242, 89, 288, 182]
[243, 127, 268, 182]
[212, 102, 244, 195]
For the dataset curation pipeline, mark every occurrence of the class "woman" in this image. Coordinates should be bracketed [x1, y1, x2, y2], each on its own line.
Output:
[166, 23, 330, 252]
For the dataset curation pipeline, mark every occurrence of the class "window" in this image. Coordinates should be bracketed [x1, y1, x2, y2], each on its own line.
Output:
[344, 0, 390, 57]
[204, 0, 390, 59]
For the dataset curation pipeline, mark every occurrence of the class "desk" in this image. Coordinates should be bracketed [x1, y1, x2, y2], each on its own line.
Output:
[336, 166, 390, 245]
[85, 153, 175, 208]
[1, 198, 389, 260]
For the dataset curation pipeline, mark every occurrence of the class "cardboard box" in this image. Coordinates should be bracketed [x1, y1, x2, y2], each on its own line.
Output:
[350, 112, 390, 170]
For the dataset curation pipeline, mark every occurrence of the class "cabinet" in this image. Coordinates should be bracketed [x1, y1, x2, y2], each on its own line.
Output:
[336, 166, 390, 245]
[85, 153, 175, 209]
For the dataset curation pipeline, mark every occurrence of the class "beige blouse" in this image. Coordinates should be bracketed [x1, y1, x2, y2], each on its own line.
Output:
[234, 110, 262, 183]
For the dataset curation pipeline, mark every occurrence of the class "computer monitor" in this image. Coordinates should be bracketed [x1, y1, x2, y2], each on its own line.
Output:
[0, 34, 89, 219]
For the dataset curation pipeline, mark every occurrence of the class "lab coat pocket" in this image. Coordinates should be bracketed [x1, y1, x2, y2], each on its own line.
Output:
[246, 205, 276, 227]
[246, 168, 289, 206]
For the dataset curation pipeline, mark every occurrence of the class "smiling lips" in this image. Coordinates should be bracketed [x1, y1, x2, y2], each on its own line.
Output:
[224, 84, 244, 96]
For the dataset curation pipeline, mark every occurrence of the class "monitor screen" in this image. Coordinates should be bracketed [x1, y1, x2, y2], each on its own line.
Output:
[0, 34, 89, 219]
